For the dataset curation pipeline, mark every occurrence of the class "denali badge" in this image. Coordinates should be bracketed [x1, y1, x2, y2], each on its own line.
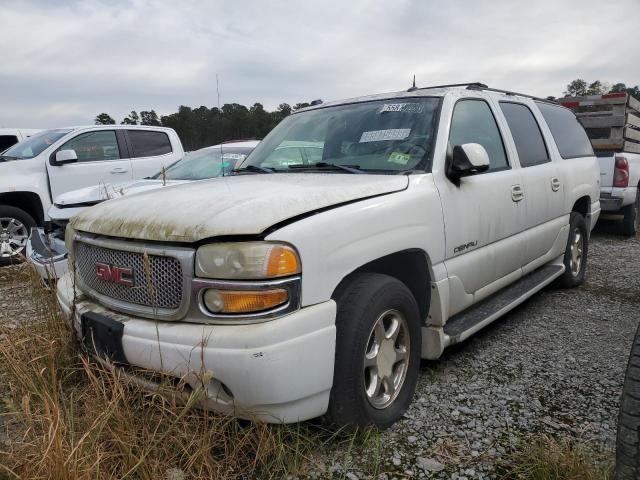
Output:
[95, 262, 134, 287]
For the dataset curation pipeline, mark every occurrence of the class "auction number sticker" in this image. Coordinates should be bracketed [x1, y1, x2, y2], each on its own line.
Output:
[379, 103, 424, 114]
[359, 128, 411, 143]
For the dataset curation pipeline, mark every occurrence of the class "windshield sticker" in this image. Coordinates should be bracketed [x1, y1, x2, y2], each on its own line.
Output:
[379, 103, 425, 114]
[388, 152, 411, 165]
[360, 128, 411, 143]
[222, 153, 246, 160]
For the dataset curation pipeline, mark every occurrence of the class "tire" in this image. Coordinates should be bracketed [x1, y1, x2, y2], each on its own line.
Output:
[326, 273, 422, 429]
[0, 205, 36, 267]
[622, 191, 639, 237]
[557, 212, 588, 288]
[616, 322, 640, 480]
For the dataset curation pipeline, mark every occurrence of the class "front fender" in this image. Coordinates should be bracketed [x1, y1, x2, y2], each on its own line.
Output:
[266, 175, 446, 308]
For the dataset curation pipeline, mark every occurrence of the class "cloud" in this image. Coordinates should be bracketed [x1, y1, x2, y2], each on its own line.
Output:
[0, 0, 638, 128]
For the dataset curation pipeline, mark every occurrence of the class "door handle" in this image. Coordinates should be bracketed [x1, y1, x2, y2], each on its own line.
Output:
[511, 184, 524, 202]
[111, 167, 128, 174]
[551, 177, 561, 192]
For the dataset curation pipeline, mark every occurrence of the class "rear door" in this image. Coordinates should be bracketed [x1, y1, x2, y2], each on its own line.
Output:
[435, 96, 524, 315]
[126, 129, 176, 178]
[497, 100, 564, 269]
[46, 129, 133, 198]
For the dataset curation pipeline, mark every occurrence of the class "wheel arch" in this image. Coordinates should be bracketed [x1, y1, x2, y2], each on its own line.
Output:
[0, 191, 44, 225]
[331, 248, 432, 322]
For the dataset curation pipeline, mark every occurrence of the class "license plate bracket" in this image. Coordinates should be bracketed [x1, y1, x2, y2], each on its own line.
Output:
[81, 312, 127, 365]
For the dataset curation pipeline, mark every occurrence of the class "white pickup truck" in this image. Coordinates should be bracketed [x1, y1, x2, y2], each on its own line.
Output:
[27, 140, 258, 280]
[559, 92, 640, 235]
[57, 83, 600, 427]
[0, 125, 184, 265]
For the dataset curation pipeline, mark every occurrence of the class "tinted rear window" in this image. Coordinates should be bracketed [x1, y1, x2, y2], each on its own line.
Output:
[500, 102, 549, 167]
[127, 130, 172, 157]
[536, 102, 594, 159]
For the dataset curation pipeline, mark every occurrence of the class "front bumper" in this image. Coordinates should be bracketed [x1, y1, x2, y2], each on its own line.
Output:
[26, 227, 69, 280]
[56, 272, 337, 423]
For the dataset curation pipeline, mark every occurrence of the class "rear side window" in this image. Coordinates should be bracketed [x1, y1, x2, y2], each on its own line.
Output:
[0, 135, 19, 152]
[536, 102, 594, 159]
[127, 130, 172, 158]
[449, 99, 508, 171]
[499, 102, 549, 168]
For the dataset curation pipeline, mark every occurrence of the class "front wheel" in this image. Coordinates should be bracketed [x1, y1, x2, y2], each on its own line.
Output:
[557, 212, 588, 288]
[326, 273, 422, 429]
[616, 323, 640, 479]
[0, 205, 35, 267]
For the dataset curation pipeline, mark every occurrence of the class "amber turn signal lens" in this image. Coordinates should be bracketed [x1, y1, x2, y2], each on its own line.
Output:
[203, 288, 289, 314]
[266, 246, 300, 278]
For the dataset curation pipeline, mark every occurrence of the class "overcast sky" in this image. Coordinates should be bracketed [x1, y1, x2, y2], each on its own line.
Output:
[1, 0, 638, 128]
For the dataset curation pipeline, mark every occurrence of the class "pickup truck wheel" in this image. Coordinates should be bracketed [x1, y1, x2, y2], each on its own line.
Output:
[326, 273, 421, 429]
[622, 191, 639, 237]
[0, 206, 35, 267]
[615, 322, 640, 480]
[557, 212, 588, 288]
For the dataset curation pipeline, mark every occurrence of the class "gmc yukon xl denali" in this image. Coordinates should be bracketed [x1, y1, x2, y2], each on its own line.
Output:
[57, 84, 601, 427]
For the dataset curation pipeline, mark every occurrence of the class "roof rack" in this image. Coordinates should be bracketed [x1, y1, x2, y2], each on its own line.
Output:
[408, 82, 487, 92]
[477, 86, 556, 104]
[408, 82, 556, 104]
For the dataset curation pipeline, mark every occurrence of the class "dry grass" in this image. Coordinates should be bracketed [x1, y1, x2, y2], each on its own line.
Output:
[0, 265, 369, 479]
[498, 434, 614, 480]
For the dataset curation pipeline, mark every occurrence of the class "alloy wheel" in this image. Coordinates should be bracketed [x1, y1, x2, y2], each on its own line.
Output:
[363, 309, 410, 409]
[569, 227, 583, 276]
[0, 217, 28, 259]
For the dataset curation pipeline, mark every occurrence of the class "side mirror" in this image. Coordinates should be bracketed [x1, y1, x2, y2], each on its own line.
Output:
[446, 143, 490, 185]
[51, 149, 78, 166]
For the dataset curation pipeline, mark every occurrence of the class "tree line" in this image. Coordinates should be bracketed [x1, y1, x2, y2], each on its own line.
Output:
[95, 80, 639, 151]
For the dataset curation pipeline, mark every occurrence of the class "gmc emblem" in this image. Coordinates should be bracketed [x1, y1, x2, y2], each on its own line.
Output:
[95, 262, 134, 287]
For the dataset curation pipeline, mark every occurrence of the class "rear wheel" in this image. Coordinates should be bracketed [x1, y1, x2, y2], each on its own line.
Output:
[622, 191, 639, 237]
[326, 273, 422, 429]
[557, 212, 588, 288]
[0, 205, 35, 267]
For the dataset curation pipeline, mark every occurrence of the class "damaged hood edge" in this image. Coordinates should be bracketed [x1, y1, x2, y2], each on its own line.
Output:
[70, 173, 409, 242]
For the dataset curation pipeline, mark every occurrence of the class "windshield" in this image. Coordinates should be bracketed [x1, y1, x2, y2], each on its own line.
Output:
[152, 146, 253, 180]
[1, 129, 71, 159]
[239, 97, 441, 173]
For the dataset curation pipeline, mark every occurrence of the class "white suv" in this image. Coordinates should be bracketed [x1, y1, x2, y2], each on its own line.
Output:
[0, 125, 183, 265]
[57, 84, 600, 427]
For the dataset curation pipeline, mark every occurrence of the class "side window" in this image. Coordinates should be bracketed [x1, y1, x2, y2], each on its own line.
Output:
[449, 99, 508, 171]
[127, 130, 172, 158]
[535, 102, 594, 159]
[499, 102, 549, 167]
[0, 135, 19, 152]
[61, 131, 120, 162]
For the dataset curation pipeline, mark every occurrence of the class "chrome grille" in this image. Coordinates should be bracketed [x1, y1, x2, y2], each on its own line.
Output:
[75, 241, 183, 310]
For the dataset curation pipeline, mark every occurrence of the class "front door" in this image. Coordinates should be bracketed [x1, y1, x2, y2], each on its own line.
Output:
[434, 98, 524, 316]
[46, 130, 133, 199]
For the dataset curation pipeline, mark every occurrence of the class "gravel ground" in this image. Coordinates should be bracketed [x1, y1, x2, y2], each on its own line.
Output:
[0, 223, 638, 479]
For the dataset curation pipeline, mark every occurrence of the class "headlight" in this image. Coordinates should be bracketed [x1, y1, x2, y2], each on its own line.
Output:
[196, 242, 301, 280]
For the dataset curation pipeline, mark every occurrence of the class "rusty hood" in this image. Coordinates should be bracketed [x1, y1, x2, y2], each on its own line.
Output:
[70, 173, 408, 242]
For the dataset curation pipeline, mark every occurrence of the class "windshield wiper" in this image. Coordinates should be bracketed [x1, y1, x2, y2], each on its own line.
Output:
[233, 165, 275, 174]
[0, 155, 17, 162]
[288, 162, 364, 174]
